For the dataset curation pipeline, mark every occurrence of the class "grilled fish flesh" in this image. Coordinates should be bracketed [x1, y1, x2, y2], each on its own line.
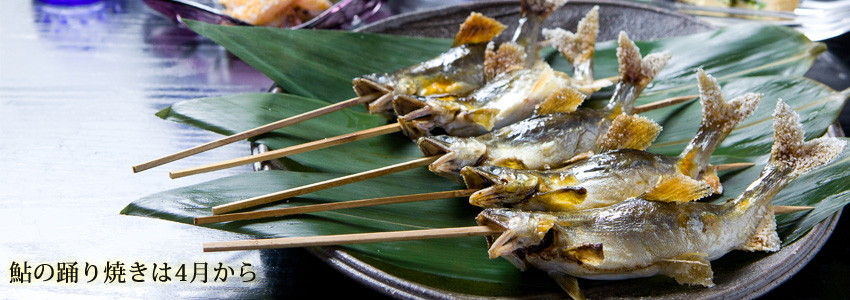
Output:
[476, 101, 847, 299]
[463, 69, 762, 210]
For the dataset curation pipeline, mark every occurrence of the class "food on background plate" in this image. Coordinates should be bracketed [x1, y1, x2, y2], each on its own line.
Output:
[477, 100, 847, 299]
[679, 0, 799, 12]
[219, 0, 332, 27]
[462, 69, 762, 211]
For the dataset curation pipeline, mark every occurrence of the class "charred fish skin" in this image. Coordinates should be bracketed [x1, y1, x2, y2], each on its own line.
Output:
[352, 12, 507, 115]
[477, 101, 847, 297]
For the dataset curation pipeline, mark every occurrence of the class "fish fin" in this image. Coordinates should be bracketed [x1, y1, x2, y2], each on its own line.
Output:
[658, 253, 715, 287]
[770, 100, 847, 176]
[542, 6, 598, 83]
[492, 157, 529, 169]
[599, 114, 662, 152]
[452, 12, 507, 47]
[605, 32, 671, 115]
[535, 86, 586, 115]
[737, 204, 781, 252]
[533, 187, 588, 211]
[484, 42, 527, 81]
[676, 70, 762, 177]
[548, 271, 586, 300]
[643, 174, 713, 203]
[617, 31, 671, 89]
[699, 166, 723, 194]
[563, 243, 604, 266]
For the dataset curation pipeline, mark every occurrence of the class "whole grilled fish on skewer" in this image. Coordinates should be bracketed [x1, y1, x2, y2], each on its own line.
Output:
[361, 0, 571, 116]
[475, 100, 847, 300]
[354, 12, 507, 115]
[129, 10, 506, 173]
[418, 31, 671, 183]
[393, 0, 575, 139]
[463, 69, 762, 211]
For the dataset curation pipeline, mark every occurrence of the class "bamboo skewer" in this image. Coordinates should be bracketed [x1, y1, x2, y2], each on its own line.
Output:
[168, 95, 702, 179]
[170, 123, 402, 179]
[195, 189, 478, 224]
[203, 225, 505, 252]
[211, 155, 441, 215]
[131, 93, 381, 173]
[203, 204, 814, 252]
[632, 94, 697, 114]
[714, 162, 756, 172]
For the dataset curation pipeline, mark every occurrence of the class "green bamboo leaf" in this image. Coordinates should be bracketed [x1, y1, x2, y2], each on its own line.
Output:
[184, 20, 822, 107]
[184, 19, 452, 103]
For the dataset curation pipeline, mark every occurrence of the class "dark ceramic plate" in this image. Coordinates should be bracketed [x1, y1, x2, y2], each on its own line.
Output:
[256, 0, 845, 298]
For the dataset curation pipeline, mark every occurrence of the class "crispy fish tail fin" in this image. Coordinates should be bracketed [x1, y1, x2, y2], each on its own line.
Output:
[676, 69, 762, 178]
[542, 6, 599, 83]
[604, 32, 671, 115]
[768, 100, 846, 177]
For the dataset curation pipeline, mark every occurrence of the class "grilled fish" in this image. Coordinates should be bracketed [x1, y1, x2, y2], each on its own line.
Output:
[352, 12, 507, 115]
[475, 101, 847, 300]
[462, 69, 762, 210]
[418, 32, 671, 183]
[393, 0, 574, 139]
[542, 6, 608, 95]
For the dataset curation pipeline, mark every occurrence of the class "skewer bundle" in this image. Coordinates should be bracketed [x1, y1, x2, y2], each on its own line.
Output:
[129, 1, 849, 298]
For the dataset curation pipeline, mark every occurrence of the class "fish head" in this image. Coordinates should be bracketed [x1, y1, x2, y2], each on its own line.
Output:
[418, 136, 487, 183]
[395, 95, 461, 139]
[477, 208, 557, 261]
[463, 166, 539, 208]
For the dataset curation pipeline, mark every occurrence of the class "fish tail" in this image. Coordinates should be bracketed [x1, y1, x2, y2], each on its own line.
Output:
[604, 32, 671, 115]
[542, 6, 599, 82]
[452, 12, 507, 47]
[513, 0, 568, 65]
[766, 100, 846, 177]
[729, 100, 845, 252]
[676, 69, 762, 178]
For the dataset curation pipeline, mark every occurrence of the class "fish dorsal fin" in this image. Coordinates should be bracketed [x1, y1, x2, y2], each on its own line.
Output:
[532, 186, 588, 211]
[699, 166, 723, 194]
[658, 252, 715, 287]
[484, 42, 527, 81]
[452, 12, 507, 47]
[643, 174, 713, 203]
[548, 271, 586, 300]
[599, 114, 662, 152]
[536, 85, 586, 115]
[737, 204, 781, 252]
[564, 151, 594, 165]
